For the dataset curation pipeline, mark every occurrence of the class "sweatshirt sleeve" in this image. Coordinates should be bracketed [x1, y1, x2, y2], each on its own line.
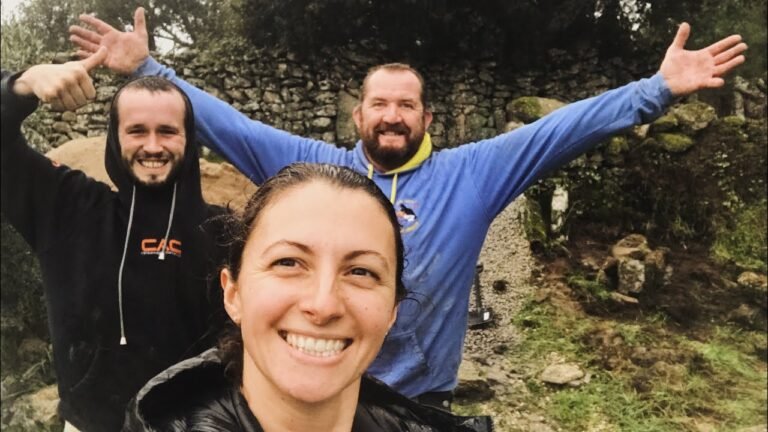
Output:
[1, 71, 110, 252]
[461, 73, 673, 220]
[134, 57, 345, 184]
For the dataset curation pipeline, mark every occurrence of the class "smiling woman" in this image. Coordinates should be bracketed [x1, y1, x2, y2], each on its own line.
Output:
[122, 163, 492, 432]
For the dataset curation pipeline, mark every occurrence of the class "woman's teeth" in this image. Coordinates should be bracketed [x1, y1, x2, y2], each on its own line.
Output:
[284, 332, 347, 357]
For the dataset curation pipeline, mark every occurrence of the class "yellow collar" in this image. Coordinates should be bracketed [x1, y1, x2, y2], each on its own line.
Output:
[367, 133, 433, 176]
[365, 133, 433, 204]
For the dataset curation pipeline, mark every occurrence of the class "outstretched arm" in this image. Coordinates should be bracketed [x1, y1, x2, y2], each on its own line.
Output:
[70, 7, 344, 184]
[465, 23, 747, 219]
[660, 22, 747, 96]
[69, 7, 149, 74]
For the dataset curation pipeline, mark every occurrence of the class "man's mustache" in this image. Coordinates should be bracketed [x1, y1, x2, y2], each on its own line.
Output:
[374, 123, 410, 135]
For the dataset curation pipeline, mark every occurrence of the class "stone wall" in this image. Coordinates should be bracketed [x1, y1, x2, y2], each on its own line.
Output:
[21, 42, 664, 153]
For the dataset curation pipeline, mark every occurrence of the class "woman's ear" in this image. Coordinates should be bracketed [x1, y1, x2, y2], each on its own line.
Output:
[388, 305, 398, 331]
[221, 268, 242, 325]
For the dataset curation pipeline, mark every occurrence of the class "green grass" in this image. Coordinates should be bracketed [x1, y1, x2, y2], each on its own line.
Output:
[567, 274, 612, 301]
[511, 300, 768, 432]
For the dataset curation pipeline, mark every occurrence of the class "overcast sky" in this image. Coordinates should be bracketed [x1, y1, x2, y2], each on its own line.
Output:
[1, 0, 27, 21]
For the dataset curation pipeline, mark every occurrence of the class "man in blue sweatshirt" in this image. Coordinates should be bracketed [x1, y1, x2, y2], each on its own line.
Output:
[70, 8, 746, 409]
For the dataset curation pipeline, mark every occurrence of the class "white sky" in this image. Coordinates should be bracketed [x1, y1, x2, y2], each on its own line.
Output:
[1, 0, 27, 21]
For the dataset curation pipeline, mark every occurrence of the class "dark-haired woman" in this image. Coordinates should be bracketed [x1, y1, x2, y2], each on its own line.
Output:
[123, 163, 492, 432]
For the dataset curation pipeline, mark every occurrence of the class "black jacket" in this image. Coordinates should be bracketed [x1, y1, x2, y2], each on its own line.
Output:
[123, 349, 494, 432]
[1, 71, 230, 431]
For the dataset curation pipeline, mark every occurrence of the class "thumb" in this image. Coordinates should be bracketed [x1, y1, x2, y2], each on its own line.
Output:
[81, 46, 108, 71]
[135, 7, 148, 39]
[671, 22, 690, 50]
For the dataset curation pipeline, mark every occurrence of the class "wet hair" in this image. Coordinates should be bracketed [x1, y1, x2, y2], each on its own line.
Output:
[360, 63, 430, 110]
[218, 163, 406, 383]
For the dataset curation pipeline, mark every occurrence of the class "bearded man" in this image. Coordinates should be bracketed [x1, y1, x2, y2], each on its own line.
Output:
[1, 52, 229, 430]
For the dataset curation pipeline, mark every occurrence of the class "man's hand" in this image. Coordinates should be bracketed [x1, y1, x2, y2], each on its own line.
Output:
[660, 22, 747, 97]
[69, 7, 149, 75]
[13, 47, 107, 111]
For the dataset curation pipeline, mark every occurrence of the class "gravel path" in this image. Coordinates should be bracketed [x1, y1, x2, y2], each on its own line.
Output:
[464, 196, 535, 356]
[460, 197, 558, 432]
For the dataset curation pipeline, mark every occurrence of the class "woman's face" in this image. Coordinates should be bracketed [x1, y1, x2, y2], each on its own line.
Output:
[222, 180, 398, 405]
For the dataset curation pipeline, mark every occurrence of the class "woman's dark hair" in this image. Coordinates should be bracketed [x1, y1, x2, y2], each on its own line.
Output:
[218, 163, 406, 383]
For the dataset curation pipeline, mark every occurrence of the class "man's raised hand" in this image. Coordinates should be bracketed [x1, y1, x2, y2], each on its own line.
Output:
[69, 7, 149, 75]
[13, 46, 108, 112]
[660, 22, 747, 97]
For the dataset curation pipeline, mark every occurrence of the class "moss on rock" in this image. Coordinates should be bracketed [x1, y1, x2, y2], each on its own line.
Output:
[523, 197, 549, 252]
[671, 101, 717, 133]
[656, 133, 695, 153]
[650, 114, 678, 132]
[506, 96, 566, 123]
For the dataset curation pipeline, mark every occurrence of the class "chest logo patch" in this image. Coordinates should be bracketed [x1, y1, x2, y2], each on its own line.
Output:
[141, 238, 182, 257]
[395, 199, 420, 234]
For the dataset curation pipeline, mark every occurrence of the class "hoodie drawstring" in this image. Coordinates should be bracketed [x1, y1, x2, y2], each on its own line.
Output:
[117, 186, 137, 346]
[367, 164, 399, 204]
[364, 133, 433, 204]
[116, 183, 178, 346]
[158, 183, 178, 261]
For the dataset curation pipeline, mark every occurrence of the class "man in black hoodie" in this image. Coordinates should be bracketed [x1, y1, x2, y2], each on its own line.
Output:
[1, 51, 230, 431]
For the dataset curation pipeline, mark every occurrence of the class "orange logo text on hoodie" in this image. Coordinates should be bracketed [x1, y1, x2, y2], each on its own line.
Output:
[141, 238, 182, 257]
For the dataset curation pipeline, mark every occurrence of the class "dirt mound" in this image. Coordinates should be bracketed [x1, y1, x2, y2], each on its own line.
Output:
[45, 136, 257, 211]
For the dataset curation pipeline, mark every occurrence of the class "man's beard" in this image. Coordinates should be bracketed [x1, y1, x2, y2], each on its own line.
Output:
[360, 122, 424, 171]
[122, 152, 183, 188]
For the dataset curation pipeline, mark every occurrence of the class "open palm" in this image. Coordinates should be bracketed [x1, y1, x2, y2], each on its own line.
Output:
[660, 23, 747, 96]
[69, 8, 150, 75]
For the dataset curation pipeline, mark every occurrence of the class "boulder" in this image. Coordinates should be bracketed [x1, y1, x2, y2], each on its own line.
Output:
[737, 271, 767, 295]
[611, 234, 650, 260]
[539, 362, 584, 385]
[656, 133, 695, 153]
[506, 97, 566, 123]
[455, 359, 494, 402]
[335, 90, 359, 148]
[670, 101, 717, 133]
[618, 258, 646, 294]
[45, 136, 257, 211]
[503, 120, 525, 133]
[650, 113, 678, 132]
[5, 384, 61, 432]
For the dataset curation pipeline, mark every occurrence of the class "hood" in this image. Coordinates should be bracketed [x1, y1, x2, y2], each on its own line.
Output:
[104, 80, 205, 212]
[103, 79, 210, 347]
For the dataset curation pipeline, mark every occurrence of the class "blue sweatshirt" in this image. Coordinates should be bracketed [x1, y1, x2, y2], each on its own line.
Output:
[137, 57, 673, 397]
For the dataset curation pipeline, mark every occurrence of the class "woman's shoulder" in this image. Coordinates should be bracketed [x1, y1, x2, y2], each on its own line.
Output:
[123, 349, 261, 431]
[356, 375, 493, 432]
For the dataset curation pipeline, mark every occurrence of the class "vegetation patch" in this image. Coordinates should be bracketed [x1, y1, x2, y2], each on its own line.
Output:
[711, 199, 768, 272]
[511, 296, 767, 431]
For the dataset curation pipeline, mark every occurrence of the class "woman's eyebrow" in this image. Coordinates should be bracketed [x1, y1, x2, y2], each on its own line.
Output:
[262, 240, 312, 255]
[344, 250, 391, 271]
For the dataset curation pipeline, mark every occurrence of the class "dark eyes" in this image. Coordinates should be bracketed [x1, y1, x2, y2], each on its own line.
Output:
[125, 127, 178, 135]
[269, 258, 380, 282]
[273, 258, 298, 267]
[350, 267, 380, 281]
[370, 102, 416, 110]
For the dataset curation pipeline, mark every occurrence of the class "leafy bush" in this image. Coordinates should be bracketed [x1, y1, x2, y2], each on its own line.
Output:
[712, 199, 768, 271]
